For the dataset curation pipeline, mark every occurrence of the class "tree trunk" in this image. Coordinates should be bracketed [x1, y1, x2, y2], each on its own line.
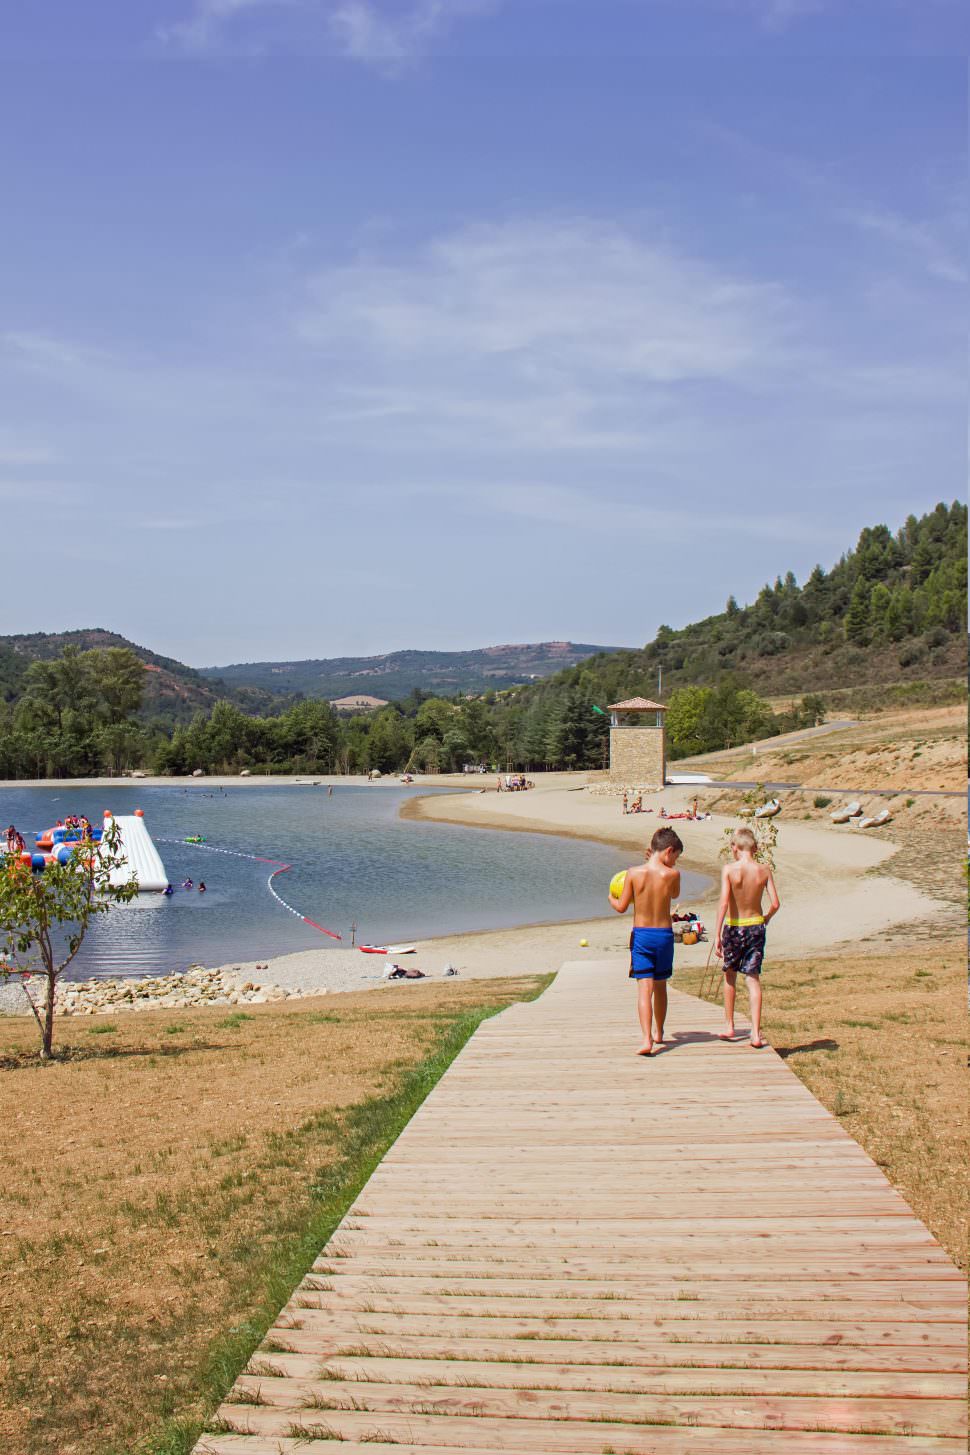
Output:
[42, 971, 56, 1059]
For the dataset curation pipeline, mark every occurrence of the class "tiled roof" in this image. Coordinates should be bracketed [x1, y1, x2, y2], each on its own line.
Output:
[608, 697, 666, 711]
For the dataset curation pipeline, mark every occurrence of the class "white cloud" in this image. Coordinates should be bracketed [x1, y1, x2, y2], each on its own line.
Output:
[407, 478, 843, 544]
[157, 0, 291, 52]
[330, 0, 497, 67]
[301, 217, 792, 383]
[157, 0, 501, 61]
[293, 217, 801, 458]
[843, 206, 967, 286]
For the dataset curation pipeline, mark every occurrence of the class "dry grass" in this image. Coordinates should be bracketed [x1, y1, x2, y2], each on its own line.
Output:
[676, 945, 968, 1269]
[0, 977, 546, 1455]
[686, 702, 967, 792]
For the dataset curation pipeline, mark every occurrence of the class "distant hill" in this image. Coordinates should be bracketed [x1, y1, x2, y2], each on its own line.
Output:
[202, 642, 622, 702]
[498, 502, 968, 717]
[0, 629, 289, 724]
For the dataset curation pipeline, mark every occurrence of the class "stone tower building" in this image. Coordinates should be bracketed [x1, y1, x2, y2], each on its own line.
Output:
[608, 697, 666, 787]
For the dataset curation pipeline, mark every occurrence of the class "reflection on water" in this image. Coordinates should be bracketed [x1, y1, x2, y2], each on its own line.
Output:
[1, 785, 708, 980]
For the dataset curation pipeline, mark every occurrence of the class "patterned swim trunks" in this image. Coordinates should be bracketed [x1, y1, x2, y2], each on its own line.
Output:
[722, 923, 766, 977]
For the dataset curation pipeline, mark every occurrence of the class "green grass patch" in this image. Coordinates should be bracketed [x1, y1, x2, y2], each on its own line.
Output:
[111, 974, 553, 1455]
[215, 1012, 255, 1030]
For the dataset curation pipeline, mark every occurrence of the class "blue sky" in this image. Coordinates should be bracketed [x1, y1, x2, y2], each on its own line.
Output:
[1, 3, 965, 667]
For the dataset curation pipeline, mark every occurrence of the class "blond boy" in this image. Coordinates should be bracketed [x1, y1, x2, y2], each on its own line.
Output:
[714, 826, 780, 1048]
[609, 827, 683, 1056]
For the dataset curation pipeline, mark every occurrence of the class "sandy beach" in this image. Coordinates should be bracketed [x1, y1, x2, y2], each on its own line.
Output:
[1, 768, 960, 1006]
[210, 775, 957, 997]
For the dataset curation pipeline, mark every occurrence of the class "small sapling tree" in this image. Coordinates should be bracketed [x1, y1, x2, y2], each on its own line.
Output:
[720, 783, 780, 867]
[0, 819, 138, 1059]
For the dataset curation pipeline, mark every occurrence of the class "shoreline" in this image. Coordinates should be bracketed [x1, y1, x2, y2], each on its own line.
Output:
[203, 777, 957, 999]
[2, 773, 959, 1011]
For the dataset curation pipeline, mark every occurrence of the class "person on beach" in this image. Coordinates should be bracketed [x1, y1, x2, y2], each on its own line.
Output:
[714, 826, 780, 1049]
[609, 827, 683, 1056]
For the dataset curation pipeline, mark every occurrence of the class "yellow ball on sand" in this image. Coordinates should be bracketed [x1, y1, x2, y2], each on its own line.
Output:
[580, 938, 589, 947]
[609, 870, 627, 900]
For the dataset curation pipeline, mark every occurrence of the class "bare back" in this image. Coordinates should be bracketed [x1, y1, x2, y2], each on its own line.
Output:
[624, 856, 681, 928]
[724, 858, 771, 919]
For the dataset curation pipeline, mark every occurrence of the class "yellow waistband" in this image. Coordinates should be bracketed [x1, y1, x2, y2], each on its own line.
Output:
[726, 915, 765, 928]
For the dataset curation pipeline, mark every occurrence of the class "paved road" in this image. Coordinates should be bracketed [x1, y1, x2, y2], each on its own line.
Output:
[702, 781, 965, 799]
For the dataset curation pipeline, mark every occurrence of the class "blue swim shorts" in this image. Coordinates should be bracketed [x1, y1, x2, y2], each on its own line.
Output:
[629, 927, 675, 981]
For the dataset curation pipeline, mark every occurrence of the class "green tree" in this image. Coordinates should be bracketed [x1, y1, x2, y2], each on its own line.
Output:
[367, 708, 410, 772]
[0, 820, 139, 1058]
[868, 582, 892, 641]
[844, 579, 871, 645]
[665, 686, 712, 758]
[85, 648, 145, 724]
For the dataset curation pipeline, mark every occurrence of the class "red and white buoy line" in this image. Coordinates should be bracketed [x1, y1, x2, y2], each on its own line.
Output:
[157, 838, 342, 940]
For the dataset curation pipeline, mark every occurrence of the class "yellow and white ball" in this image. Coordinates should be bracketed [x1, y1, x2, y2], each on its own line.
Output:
[609, 870, 627, 900]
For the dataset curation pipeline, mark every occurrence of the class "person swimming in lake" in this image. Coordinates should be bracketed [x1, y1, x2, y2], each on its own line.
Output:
[198, 882, 206, 893]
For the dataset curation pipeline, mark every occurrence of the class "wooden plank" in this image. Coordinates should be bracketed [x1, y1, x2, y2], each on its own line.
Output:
[198, 1422, 967, 1453]
[296, 1277, 964, 1316]
[239, 1352, 965, 1399]
[220, 1380, 966, 1436]
[255, 1329, 970, 1372]
[192, 966, 967, 1455]
[285, 1306, 966, 1346]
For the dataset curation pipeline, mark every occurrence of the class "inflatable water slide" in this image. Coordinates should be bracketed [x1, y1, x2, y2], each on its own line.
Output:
[103, 811, 169, 893]
[3, 810, 169, 893]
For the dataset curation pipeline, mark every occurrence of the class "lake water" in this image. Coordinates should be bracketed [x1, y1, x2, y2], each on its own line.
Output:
[0, 784, 708, 981]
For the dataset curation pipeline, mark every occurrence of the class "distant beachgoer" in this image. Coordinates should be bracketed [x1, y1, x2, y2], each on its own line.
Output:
[182, 879, 193, 890]
[609, 827, 684, 1056]
[198, 882, 206, 893]
[714, 826, 780, 1050]
[328, 785, 334, 797]
[5, 825, 16, 854]
[622, 792, 628, 815]
[14, 831, 26, 854]
[164, 883, 174, 896]
[630, 795, 642, 814]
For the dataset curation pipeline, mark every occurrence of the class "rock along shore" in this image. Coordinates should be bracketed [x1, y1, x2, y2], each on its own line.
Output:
[4, 965, 311, 1018]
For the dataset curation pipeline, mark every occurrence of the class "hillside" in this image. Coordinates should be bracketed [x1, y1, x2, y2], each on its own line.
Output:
[500, 502, 967, 719]
[203, 641, 620, 702]
[0, 630, 287, 725]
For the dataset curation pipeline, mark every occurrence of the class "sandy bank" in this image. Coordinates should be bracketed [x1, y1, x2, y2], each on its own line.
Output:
[211, 778, 954, 1000]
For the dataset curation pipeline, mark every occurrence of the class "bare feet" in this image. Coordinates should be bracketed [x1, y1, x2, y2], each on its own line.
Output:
[718, 1027, 735, 1041]
[637, 1041, 654, 1057]
[749, 1037, 768, 1049]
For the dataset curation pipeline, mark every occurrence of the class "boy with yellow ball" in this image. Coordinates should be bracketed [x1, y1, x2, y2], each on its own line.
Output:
[609, 827, 683, 1056]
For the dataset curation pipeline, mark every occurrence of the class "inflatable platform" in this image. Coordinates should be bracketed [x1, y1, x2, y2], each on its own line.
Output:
[2, 810, 168, 892]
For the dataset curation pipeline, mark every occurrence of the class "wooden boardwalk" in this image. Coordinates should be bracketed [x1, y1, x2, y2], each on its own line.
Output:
[197, 961, 967, 1455]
